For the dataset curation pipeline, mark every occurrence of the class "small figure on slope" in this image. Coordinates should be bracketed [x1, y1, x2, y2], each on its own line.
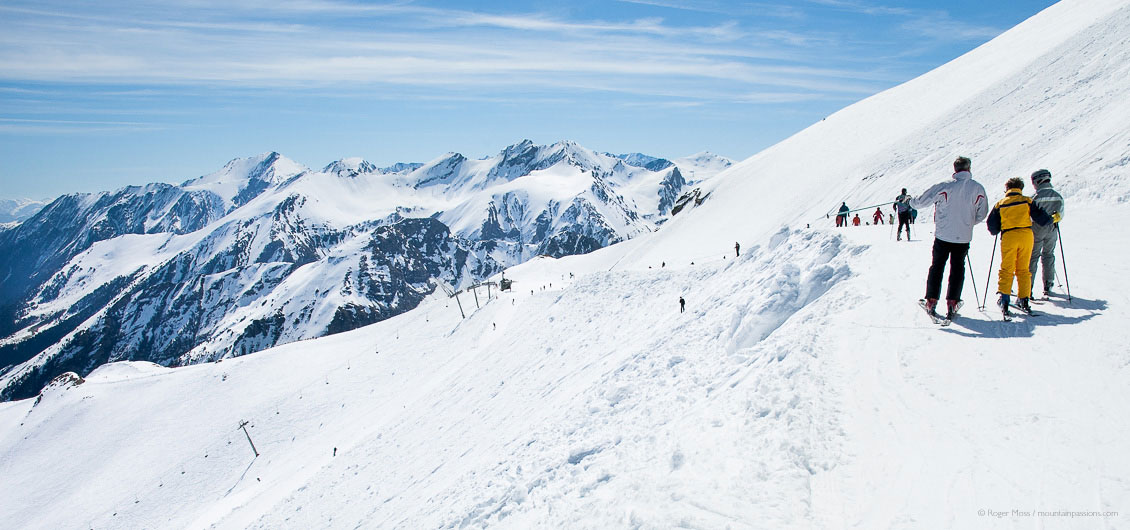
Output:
[987, 177, 1053, 317]
[679, 296, 686, 313]
[894, 187, 913, 241]
[837, 202, 850, 227]
[852, 214, 861, 226]
[873, 207, 884, 225]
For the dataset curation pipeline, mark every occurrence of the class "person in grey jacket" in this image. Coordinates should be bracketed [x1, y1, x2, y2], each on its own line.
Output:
[910, 156, 989, 319]
[894, 187, 913, 241]
[1028, 169, 1065, 297]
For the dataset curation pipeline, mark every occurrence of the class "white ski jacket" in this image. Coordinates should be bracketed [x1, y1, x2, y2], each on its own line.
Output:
[909, 171, 988, 244]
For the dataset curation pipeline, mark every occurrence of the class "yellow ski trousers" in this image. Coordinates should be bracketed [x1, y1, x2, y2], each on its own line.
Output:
[998, 228, 1034, 298]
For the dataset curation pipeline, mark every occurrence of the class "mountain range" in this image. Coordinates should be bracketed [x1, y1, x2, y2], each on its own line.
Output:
[0, 142, 731, 400]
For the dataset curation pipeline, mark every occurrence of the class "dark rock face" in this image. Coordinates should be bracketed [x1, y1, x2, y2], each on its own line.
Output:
[657, 168, 686, 216]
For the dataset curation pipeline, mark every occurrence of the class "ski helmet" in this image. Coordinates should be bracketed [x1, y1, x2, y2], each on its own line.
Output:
[954, 156, 971, 172]
[1031, 169, 1052, 185]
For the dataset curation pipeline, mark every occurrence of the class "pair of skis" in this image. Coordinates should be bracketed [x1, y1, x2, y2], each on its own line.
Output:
[1000, 300, 1041, 321]
[917, 298, 1039, 324]
[917, 299, 961, 326]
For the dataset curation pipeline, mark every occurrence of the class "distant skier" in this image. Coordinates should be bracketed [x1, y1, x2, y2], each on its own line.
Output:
[734, 242, 740, 257]
[910, 156, 988, 321]
[894, 187, 913, 241]
[1027, 169, 1065, 298]
[872, 207, 884, 225]
[987, 177, 1053, 316]
[837, 202, 850, 227]
[679, 296, 685, 313]
[852, 214, 861, 226]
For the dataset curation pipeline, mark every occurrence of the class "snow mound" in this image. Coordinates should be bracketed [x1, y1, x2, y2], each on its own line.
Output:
[85, 361, 169, 383]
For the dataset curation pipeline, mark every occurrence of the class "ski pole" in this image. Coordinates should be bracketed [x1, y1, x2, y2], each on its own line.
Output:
[1056, 224, 1071, 302]
[966, 253, 980, 312]
[981, 234, 998, 311]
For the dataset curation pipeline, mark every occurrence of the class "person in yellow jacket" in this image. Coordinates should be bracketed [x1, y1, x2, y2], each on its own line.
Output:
[987, 177, 1054, 316]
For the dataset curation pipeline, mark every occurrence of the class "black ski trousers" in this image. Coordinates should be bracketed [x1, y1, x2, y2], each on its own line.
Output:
[897, 211, 912, 238]
[925, 238, 969, 301]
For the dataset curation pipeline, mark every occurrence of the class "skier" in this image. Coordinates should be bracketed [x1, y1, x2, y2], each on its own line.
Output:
[872, 207, 884, 225]
[679, 296, 685, 313]
[1027, 169, 1065, 298]
[987, 177, 1053, 316]
[734, 241, 740, 257]
[894, 187, 913, 241]
[852, 213, 861, 226]
[909, 156, 989, 321]
[837, 202, 850, 227]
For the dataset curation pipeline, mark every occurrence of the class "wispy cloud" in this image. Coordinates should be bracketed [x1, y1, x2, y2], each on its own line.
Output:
[900, 14, 1003, 42]
[617, 0, 803, 19]
[0, 0, 1004, 114]
[0, 117, 165, 134]
[0, 6, 886, 106]
[801, 0, 913, 17]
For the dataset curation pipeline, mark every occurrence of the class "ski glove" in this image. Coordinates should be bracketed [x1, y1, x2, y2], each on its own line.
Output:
[1052, 212, 1062, 223]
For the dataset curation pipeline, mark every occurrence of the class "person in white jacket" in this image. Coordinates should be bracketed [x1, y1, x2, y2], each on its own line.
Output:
[910, 156, 989, 320]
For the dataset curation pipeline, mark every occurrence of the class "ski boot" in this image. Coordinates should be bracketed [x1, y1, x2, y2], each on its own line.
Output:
[997, 293, 1012, 320]
[1016, 297, 1033, 315]
[919, 298, 942, 323]
[945, 299, 962, 321]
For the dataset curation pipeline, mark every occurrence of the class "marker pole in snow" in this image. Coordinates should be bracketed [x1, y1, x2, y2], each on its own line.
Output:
[981, 234, 999, 311]
[1057, 224, 1072, 302]
[965, 254, 980, 311]
[453, 292, 466, 318]
[239, 420, 259, 458]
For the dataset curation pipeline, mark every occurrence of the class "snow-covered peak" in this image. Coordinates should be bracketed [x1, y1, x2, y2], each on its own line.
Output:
[380, 162, 424, 175]
[608, 151, 665, 167]
[182, 152, 308, 208]
[671, 152, 733, 182]
[407, 140, 614, 193]
[322, 157, 379, 179]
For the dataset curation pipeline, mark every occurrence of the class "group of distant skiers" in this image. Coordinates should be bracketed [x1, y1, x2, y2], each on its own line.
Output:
[905, 156, 1065, 321]
[835, 201, 917, 228]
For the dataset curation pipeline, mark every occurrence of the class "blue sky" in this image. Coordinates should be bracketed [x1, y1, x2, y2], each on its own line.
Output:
[1, 0, 1057, 199]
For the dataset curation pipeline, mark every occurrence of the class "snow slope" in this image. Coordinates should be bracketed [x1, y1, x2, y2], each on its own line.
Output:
[2, 0, 1129, 528]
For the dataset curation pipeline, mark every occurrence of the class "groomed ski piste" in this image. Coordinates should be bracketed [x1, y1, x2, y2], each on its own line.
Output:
[3, 0, 1130, 528]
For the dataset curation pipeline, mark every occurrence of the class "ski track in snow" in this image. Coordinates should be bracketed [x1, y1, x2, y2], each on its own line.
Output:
[240, 228, 856, 529]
